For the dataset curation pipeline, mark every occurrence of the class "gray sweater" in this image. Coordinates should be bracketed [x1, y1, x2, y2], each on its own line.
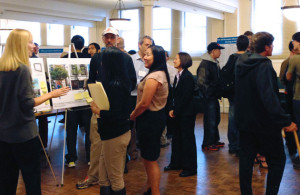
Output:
[0, 64, 38, 143]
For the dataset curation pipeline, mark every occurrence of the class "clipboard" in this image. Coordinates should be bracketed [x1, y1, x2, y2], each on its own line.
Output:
[88, 82, 110, 111]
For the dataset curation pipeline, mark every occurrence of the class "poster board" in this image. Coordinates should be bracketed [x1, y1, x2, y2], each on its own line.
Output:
[217, 37, 238, 69]
[47, 58, 91, 109]
[30, 58, 51, 112]
[38, 48, 64, 72]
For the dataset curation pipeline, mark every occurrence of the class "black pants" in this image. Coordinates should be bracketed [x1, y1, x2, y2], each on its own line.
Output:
[170, 115, 197, 171]
[0, 137, 41, 195]
[239, 131, 286, 195]
[66, 108, 92, 162]
[284, 92, 297, 155]
[37, 115, 48, 148]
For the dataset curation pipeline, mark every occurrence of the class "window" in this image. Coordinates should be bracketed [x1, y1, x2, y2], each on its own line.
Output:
[153, 7, 171, 52]
[47, 24, 64, 46]
[0, 19, 41, 45]
[252, 0, 282, 55]
[182, 12, 207, 54]
[71, 26, 89, 46]
[119, 9, 139, 51]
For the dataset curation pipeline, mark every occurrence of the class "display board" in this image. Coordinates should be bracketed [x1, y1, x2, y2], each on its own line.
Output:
[47, 58, 91, 109]
[30, 58, 52, 112]
[217, 37, 238, 69]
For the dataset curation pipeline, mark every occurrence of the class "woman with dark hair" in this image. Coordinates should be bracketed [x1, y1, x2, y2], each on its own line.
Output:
[130, 45, 170, 195]
[90, 46, 131, 195]
[164, 52, 197, 177]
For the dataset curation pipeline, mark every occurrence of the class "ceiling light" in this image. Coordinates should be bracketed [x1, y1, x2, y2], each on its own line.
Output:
[281, 0, 300, 21]
[109, 0, 130, 30]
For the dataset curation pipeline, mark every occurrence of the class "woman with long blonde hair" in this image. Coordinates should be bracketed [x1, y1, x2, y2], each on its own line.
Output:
[0, 29, 69, 194]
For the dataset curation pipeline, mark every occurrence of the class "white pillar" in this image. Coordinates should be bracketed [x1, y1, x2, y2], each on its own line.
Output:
[141, 0, 155, 37]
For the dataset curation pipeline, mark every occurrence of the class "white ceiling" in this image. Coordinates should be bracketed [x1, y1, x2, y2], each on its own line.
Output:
[52, 0, 143, 9]
[0, 0, 238, 26]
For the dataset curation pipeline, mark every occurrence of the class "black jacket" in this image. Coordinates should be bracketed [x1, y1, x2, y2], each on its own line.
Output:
[196, 53, 220, 99]
[235, 52, 291, 133]
[170, 69, 195, 117]
[88, 51, 137, 92]
[98, 81, 131, 140]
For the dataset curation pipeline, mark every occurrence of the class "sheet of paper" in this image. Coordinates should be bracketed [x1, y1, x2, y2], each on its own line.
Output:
[88, 82, 110, 110]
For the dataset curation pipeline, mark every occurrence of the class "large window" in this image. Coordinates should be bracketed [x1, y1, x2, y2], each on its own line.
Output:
[153, 7, 171, 52]
[47, 24, 64, 46]
[252, 0, 282, 55]
[0, 19, 41, 45]
[182, 12, 207, 54]
[71, 26, 89, 46]
[119, 9, 139, 51]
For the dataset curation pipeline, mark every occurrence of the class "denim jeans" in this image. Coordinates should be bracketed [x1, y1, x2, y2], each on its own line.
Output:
[228, 98, 239, 151]
[203, 98, 220, 146]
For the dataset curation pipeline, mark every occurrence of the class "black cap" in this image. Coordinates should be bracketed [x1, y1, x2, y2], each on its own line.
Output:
[207, 42, 225, 52]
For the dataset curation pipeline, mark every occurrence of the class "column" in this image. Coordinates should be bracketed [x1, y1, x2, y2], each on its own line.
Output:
[141, 0, 155, 37]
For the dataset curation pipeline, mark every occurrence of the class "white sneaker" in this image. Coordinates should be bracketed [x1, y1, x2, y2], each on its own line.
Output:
[66, 161, 76, 168]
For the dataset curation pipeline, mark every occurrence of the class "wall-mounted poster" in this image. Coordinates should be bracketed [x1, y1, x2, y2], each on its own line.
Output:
[217, 37, 238, 69]
[30, 58, 51, 112]
[47, 58, 91, 109]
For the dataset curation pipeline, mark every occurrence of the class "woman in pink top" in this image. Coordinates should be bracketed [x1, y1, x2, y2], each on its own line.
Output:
[130, 45, 170, 195]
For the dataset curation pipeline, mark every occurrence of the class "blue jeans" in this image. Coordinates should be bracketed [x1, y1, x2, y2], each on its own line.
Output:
[203, 98, 220, 146]
[228, 98, 239, 151]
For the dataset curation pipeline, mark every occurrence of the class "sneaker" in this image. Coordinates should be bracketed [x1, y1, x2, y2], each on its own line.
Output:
[76, 176, 98, 189]
[88, 162, 90, 166]
[66, 161, 76, 168]
[215, 142, 225, 147]
[202, 145, 219, 151]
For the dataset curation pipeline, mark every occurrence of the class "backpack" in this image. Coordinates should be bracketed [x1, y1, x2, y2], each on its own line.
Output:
[219, 53, 240, 98]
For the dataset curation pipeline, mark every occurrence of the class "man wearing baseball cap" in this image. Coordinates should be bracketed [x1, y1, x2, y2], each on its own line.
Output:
[196, 42, 225, 151]
[76, 27, 136, 192]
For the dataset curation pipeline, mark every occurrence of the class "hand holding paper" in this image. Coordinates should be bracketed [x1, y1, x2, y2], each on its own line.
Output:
[90, 101, 100, 116]
[88, 82, 110, 110]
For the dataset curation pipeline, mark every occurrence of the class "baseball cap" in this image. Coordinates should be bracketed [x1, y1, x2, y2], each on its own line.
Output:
[102, 27, 119, 36]
[207, 42, 225, 52]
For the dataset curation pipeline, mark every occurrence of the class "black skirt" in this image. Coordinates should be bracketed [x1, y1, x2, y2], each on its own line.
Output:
[136, 108, 166, 161]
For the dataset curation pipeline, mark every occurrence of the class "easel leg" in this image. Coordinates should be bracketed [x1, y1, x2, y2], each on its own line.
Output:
[48, 110, 58, 154]
[61, 109, 68, 187]
[38, 134, 59, 186]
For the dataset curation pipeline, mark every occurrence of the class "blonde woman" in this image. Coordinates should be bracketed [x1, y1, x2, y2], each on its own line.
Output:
[0, 29, 69, 195]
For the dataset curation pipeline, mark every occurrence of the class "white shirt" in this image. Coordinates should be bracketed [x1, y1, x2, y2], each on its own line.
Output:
[167, 63, 177, 86]
[175, 69, 183, 87]
[130, 53, 148, 96]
